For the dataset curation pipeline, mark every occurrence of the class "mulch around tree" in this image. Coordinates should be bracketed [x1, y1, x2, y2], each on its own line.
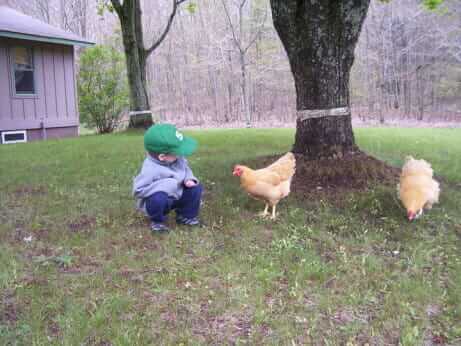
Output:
[246, 150, 401, 202]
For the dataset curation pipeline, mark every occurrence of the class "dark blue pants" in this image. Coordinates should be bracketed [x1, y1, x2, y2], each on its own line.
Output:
[145, 184, 203, 223]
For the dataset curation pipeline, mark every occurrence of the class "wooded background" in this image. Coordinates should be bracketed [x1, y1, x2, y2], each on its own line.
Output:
[3, 0, 460, 125]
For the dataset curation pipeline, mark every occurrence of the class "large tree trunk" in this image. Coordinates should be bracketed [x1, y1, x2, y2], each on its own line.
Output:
[114, 0, 152, 129]
[122, 34, 150, 112]
[270, 0, 370, 160]
[118, 2, 150, 112]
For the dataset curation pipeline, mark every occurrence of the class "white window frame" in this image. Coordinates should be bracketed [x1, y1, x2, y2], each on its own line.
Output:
[1, 130, 28, 144]
[11, 46, 36, 97]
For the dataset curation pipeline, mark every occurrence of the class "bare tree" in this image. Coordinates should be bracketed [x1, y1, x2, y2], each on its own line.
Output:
[221, 0, 267, 126]
[352, 0, 460, 123]
[60, 0, 88, 37]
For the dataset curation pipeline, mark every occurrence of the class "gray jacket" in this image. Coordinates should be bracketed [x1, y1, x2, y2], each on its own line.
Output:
[132, 155, 198, 213]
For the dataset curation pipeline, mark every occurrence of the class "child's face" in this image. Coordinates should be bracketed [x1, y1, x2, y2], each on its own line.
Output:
[158, 153, 178, 163]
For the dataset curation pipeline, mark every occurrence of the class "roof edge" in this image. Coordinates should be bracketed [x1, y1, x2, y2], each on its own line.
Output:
[0, 31, 95, 47]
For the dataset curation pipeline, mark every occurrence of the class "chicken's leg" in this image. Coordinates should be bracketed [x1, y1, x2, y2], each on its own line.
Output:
[270, 204, 277, 220]
[258, 204, 269, 217]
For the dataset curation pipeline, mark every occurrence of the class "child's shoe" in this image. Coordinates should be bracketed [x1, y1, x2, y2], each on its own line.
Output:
[176, 215, 203, 227]
[151, 222, 169, 233]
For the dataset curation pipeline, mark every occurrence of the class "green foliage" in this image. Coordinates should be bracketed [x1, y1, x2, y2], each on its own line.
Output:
[185, 2, 197, 14]
[423, 0, 444, 10]
[78, 45, 129, 134]
[97, 0, 114, 16]
[379, 0, 444, 10]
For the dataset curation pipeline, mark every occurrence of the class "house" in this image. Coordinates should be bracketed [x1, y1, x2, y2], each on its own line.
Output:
[0, 6, 94, 144]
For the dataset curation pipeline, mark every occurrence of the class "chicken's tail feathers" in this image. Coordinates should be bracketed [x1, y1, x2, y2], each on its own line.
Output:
[401, 156, 433, 178]
[267, 152, 296, 179]
[275, 152, 296, 164]
[404, 155, 414, 163]
[428, 179, 441, 205]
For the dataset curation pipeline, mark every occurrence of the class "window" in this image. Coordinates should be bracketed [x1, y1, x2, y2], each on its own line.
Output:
[1, 130, 27, 144]
[12, 47, 35, 95]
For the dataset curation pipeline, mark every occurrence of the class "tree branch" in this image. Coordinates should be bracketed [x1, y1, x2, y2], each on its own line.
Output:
[145, 0, 188, 57]
[243, 6, 268, 54]
[221, 0, 243, 53]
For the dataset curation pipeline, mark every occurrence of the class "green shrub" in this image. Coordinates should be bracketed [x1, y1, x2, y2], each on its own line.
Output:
[78, 45, 129, 134]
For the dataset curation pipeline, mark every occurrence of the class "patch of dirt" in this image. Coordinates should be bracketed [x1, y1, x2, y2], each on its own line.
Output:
[118, 266, 168, 282]
[0, 291, 20, 326]
[59, 266, 83, 274]
[20, 274, 48, 287]
[12, 185, 47, 196]
[82, 336, 112, 346]
[33, 228, 51, 240]
[330, 308, 368, 325]
[248, 150, 400, 203]
[67, 215, 96, 233]
[255, 322, 273, 338]
[47, 320, 61, 338]
[192, 310, 253, 344]
[24, 246, 54, 260]
[13, 228, 29, 242]
[426, 304, 442, 318]
[294, 151, 399, 189]
[125, 211, 151, 228]
[430, 333, 449, 345]
[123, 235, 161, 253]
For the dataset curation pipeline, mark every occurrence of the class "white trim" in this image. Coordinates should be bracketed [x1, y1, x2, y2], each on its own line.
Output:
[1, 130, 27, 144]
[0, 31, 94, 47]
[129, 110, 152, 116]
[297, 107, 350, 120]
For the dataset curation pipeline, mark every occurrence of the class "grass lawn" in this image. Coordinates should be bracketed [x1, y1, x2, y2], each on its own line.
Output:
[1, 128, 460, 345]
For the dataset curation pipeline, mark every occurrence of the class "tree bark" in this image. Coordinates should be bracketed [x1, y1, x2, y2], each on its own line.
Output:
[114, 0, 150, 112]
[270, 0, 370, 160]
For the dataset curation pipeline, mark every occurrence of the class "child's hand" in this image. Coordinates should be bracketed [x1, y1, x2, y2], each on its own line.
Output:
[184, 180, 197, 188]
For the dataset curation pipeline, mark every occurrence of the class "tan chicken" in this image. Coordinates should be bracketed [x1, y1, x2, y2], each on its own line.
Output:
[233, 152, 296, 219]
[398, 156, 440, 221]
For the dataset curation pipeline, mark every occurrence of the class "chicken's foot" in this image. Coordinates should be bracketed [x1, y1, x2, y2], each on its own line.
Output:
[258, 204, 269, 217]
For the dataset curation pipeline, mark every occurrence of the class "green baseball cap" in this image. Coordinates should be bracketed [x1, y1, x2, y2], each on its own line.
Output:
[144, 123, 197, 156]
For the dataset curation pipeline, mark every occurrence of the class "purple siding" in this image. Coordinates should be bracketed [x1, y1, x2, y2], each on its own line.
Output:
[63, 46, 77, 119]
[0, 45, 12, 120]
[53, 46, 67, 119]
[24, 98, 36, 119]
[33, 47, 46, 120]
[27, 126, 78, 141]
[42, 45, 58, 119]
[12, 99, 24, 119]
[0, 38, 79, 132]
